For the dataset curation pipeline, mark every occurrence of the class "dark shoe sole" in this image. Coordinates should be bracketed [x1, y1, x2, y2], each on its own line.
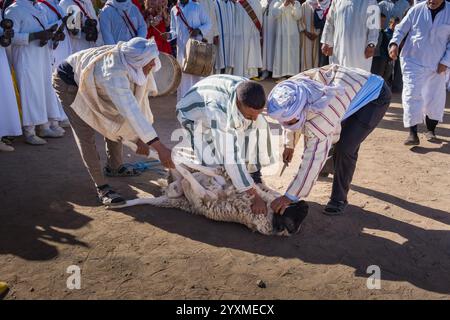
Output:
[404, 139, 420, 146]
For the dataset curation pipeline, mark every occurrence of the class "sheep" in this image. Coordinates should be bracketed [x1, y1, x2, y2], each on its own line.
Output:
[111, 161, 309, 236]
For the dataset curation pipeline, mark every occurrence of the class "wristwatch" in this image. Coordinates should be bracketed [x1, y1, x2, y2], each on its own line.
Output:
[367, 43, 376, 48]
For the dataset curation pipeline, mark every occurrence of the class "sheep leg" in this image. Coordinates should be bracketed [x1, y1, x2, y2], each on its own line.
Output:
[175, 164, 207, 199]
[107, 195, 173, 209]
[180, 162, 227, 186]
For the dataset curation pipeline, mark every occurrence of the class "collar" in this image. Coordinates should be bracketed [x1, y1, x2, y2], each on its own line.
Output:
[429, 1, 446, 14]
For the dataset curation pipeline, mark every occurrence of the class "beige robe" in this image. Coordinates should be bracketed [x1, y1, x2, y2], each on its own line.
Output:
[68, 44, 158, 145]
[299, 2, 320, 72]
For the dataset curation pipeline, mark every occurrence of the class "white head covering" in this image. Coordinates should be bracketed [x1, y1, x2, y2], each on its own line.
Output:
[105, 0, 133, 13]
[267, 77, 344, 131]
[117, 37, 161, 86]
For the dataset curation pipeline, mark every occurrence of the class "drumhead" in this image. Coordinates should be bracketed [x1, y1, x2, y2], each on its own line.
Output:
[153, 52, 182, 97]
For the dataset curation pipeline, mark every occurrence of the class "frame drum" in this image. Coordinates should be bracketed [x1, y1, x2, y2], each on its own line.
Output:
[153, 52, 182, 96]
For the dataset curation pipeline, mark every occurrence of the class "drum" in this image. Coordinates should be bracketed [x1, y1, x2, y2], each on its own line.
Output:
[153, 52, 182, 96]
[182, 39, 216, 77]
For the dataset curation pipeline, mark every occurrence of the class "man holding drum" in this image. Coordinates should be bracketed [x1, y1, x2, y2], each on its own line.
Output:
[52, 37, 175, 207]
[166, 0, 212, 100]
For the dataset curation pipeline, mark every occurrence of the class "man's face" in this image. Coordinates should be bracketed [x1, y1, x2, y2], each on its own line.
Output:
[427, 0, 445, 10]
[389, 20, 397, 30]
[236, 100, 263, 121]
[143, 59, 156, 76]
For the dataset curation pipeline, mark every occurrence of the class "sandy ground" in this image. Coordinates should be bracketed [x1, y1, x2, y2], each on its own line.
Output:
[1, 80, 450, 300]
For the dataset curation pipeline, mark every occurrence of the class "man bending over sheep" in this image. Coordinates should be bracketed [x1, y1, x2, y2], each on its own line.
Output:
[176, 75, 275, 216]
[268, 64, 392, 221]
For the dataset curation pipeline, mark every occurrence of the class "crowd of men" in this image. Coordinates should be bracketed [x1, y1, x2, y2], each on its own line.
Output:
[0, 0, 448, 228]
[0, 0, 448, 150]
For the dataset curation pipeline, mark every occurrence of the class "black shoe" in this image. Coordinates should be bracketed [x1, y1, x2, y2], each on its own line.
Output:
[272, 201, 309, 235]
[97, 184, 126, 207]
[404, 132, 420, 146]
[251, 170, 263, 185]
[323, 199, 348, 216]
[425, 130, 439, 143]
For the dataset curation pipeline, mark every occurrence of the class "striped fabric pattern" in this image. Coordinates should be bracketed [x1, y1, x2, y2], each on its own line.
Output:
[284, 64, 370, 199]
[176, 74, 274, 192]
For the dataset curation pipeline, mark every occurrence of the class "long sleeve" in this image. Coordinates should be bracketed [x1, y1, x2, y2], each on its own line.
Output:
[99, 10, 115, 45]
[440, 41, 450, 67]
[177, 101, 255, 192]
[97, 73, 158, 143]
[219, 127, 255, 192]
[321, 0, 335, 46]
[298, 4, 306, 32]
[4, 10, 30, 46]
[168, 8, 177, 40]
[136, 8, 148, 38]
[366, 0, 380, 46]
[284, 129, 301, 149]
[285, 125, 333, 199]
[271, 0, 284, 20]
[291, 1, 302, 21]
[390, 7, 413, 46]
[197, 3, 212, 38]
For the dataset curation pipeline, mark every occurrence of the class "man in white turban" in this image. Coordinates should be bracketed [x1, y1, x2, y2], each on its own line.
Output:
[52, 37, 175, 207]
[267, 65, 391, 233]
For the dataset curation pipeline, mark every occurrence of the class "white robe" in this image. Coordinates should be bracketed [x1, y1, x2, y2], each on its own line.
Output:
[378, 0, 411, 29]
[233, 0, 263, 78]
[5, 0, 62, 126]
[198, 0, 219, 43]
[299, 1, 320, 72]
[169, 0, 212, 100]
[43, 0, 73, 68]
[214, 0, 235, 72]
[43, 0, 73, 122]
[321, 0, 380, 71]
[60, 0, 103, 53]
[272, 0, 301, 78]
[260, 0, 277, 72]
[99, 0, 148, 45]
[390, 1, 450, 127]
[0, 47, 22, 137]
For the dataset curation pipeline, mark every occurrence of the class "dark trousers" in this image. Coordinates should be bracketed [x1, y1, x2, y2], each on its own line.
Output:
[330, 82, 392, 202]
[371, 57, 392, 82]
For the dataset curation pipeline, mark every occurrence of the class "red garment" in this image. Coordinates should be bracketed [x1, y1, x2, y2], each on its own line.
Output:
[131, 0, 145, 14]
[147, 19, 172, 54]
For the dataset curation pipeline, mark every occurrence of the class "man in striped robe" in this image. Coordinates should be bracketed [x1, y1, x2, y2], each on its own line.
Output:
[267, 64, 391, 224]
[176, 74, 275, 215]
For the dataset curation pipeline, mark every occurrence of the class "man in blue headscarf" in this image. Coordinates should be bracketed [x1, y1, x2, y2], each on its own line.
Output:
[267, 64, 391, 233]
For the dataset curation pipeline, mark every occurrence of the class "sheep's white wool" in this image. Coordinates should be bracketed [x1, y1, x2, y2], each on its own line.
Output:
[113, 166, 288, 236]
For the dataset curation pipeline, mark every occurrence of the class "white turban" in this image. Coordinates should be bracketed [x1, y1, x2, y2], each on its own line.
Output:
[118, 37, 161, 86]
[267, 77, 344, 131]
[105, 0, 133, 13]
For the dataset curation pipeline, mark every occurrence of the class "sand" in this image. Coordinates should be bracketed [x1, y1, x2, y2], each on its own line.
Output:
[1, 80, 449, 299]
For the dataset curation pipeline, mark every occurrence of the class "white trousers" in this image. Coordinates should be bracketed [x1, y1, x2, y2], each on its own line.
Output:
[401, 59, 446, 128]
